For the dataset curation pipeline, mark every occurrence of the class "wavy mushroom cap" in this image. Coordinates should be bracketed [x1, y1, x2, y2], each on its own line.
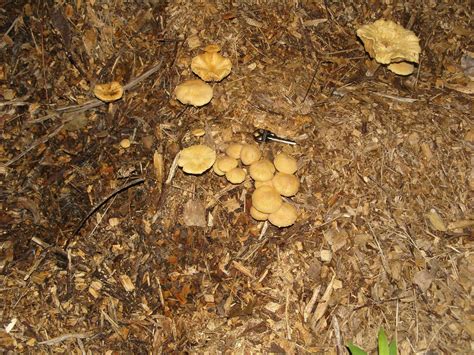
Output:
[274, 153, 298, 174]
[94, 81, 124, 102]
[178, 145, 216, 174]
[204, 44, 221, 53]
[191, 52, 232, 82]
[174, 79, 213, 107]
[356, 19, 421, 64]
[268, 203, 297, 227]
[251, 185, 282, 214]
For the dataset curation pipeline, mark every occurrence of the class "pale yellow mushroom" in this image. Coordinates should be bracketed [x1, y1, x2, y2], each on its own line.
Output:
[216, 156, 238, 173]
[251, 186, 282, 214]
[225, 168, 246, 184]
[272, 172, 300, 197]
[191, 51, 232, 82]
[274, 153, 298, 175]
[250, 206, 269, 221]
[249, 159, 275, 182]
[240, 144, 262, 165]
[268, 203, 297, 227]
[174, 79, 213, 107]
[94, 81, 124, 102]
[225, 143, 243, 159]
[178, 145, 216, 174]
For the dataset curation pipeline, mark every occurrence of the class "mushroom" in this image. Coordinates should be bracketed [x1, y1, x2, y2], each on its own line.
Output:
[191, 51, 232, 82]
[213, 160, 225, 176]
[250, 206, 269, 221]
[240, 144, 262, 165]
[387, 62, 415, 75]
[204, 44, 221, 53]
[251, 186, 282, 214]
[225, 143, 243, 159]
[268, 203, 297, 228]
[178, 145, 216, 174]
[174, 79, 213, 107]
[272, 172, 300, 197]
[249, 159, 275, 182]
[254, 180, 273, 189]
[226, 168, 246, 184]
[356, 19, 421, 66]
[216, 156, 238, 173]
[274, 153, 298, 175]
[94, 81, 124, 102]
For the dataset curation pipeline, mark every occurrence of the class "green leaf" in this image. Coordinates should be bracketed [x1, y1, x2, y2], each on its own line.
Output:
[389, 339, 398, 355]
[378, 328, 390, 355]
[347, 342, 367, 355]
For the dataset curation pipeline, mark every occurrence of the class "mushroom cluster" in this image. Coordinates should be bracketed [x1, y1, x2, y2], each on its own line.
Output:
[357, 19, 421, 76]
[211, 142, 300, 228]
[174, 43, 232, 107]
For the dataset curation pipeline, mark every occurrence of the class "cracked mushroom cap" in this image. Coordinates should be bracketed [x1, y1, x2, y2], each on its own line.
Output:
[175, 79, 213, 107]
[94, 81, 124, 102]
[356, 19, 421, 65]
[191, 52, 232, 82]
[387, 61, 415, 75]
[251, 185, 282, 214]
[226, 167, 246, 184]
[268, 203, 297, 228]
[272, 172, 300, 197]
[249, 159, 275, 182]
[274, 153, 298, 175]
[178, 145, 216, 174]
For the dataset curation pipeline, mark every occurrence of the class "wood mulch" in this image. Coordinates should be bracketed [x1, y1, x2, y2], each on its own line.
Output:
[1, 1, 472, 353]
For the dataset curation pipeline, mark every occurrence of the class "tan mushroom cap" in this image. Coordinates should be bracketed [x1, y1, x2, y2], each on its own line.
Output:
[226, 168, 246, 184]
[174, 79, 213, 107]
[255, 180, 273, 189]
[356, 19, 421, 65]
[217, 156, 238, 173]
[387, 61, 415, 75]
[204, 44, 221, 53]
[191, 52, 232, 82]
[268, 203, 297, 228]
[272, 172, 300, 197]
[240, 144, 262, 165]
[178, 144, 216, 174]
[94, 81, 124, 102]
[250, 206, 269, 221]
[213, 160, 225, 176]
[249, 159, 275, 182]
[274, 153, 298, 174]
[225, 143, 243, 159]
[252, 186, 282, 214]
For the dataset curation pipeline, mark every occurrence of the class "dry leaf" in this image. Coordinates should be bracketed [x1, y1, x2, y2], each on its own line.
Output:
[425, 209, 447, 231]
[413, 269, 433, 292]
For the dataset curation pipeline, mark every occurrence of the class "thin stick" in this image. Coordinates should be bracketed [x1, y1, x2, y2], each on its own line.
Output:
[72, 178, 144, 236]
[37, 332, 93, 345]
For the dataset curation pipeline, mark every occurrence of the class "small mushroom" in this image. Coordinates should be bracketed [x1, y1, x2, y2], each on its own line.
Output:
[94, 81, 124, 102]
[251, 186, 282, 214]
[216, 156, 238, 173]
[274, 153, 298, 175]
[191, 51, 232, 82]
[272, 172, 300, 197]
[268, 203, 297, 228]
[174, 79, 213, 107]
[226, 168, 246, 184]
[213, 160, 225, 176]
[240, 144, 262, 165]
[204, 44, 221, 53]
[178, 144, 216, 174]
[225, 143, 243, 159]
[356, 19, 421, 66]
[250, 206, 269, 221]
[249, 159, 275, 182]
[387, 62, 415, 75]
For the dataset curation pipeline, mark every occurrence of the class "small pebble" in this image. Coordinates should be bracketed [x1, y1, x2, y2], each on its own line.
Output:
[120, 138, 131, 148]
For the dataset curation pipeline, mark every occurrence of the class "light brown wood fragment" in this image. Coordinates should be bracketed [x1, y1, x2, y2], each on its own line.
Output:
[420, 142, 433, 160]
[119, 274, 135, 292]
[425, 209, 447, 231]
[231, 260, 254, 278]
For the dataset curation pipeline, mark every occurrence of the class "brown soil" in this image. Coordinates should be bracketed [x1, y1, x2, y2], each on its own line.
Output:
[1, 1, 472, 353]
